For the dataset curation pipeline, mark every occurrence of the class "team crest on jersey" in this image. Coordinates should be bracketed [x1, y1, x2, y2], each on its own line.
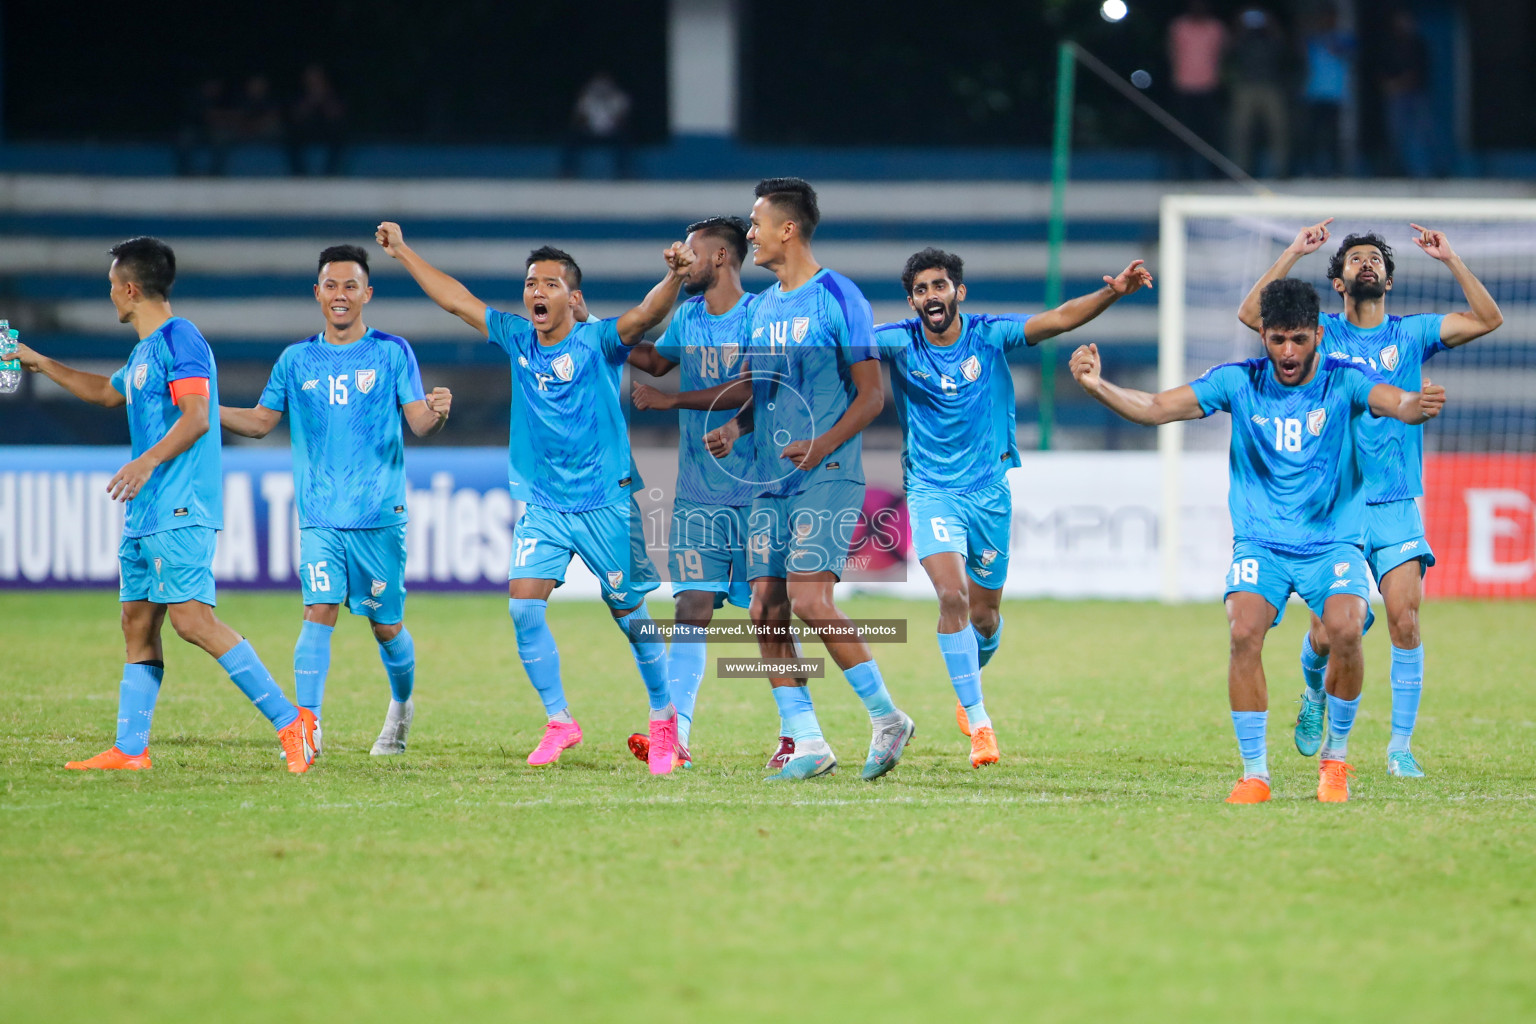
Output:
[133, 363, 148, 389]
[606, 570, 624, 588]
[1306, 408, 1327, 436]
[979, 549, 998, 566]
[1333, 562, 1350, 577]
[721, 341, 740, 368]
[355, 368, 377, 394]
[370, 579, 387, 597]
[961, 355, 981, 382]
[552, 353, 575, 382]
[1380, 345, 1399, 372]
[792, 317, 810, 343]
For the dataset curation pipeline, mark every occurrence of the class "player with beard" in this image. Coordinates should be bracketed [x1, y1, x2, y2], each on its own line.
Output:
[1075, 279, 1445, 803]
[376, 222, 697, 775]
[622, 216, 757, 767]
[1237, 222, 1502, 778]
[876, 248, 1151, 768]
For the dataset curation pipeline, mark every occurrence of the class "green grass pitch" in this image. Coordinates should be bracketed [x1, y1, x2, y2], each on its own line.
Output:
[2, 591, 1533, 1023]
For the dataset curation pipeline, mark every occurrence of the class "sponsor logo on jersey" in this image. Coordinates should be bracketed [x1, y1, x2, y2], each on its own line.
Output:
[974, 567, 993, 579]
[1329, 578, 1352, 589]
[370, 579, 387, 597]
[685, 344, 698, 355]
[552, 353, 575, 382]
[355, 368, 377, 394]
[721, 341, 740, 368]
[1307, 408, 1327, 436]
[961, 355, 981, 382]
[362, 598, 382, 610]
[302, 378, 320, 390]
[792, 317, 810, 343]
[1400, 540, 1420, 553]
[1251, 415, 1269, 427]
[1333, 562, 1350, 576]
[911, 369, 931, 380]
[752, 326, 764, 340]
[1329, 350, 1350, 360]
[519, 356, 530, 369]
[606, 570, 624, 588]
[153, 557, 163, 574]
[133, 363, 148, 389]
[609, 591, 628, 602]
[979, 549, 998, 566]
[1380, 344, 1400, 372]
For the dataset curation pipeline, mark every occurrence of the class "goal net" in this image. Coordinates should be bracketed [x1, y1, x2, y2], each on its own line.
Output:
[1158, 195, 1536, 602]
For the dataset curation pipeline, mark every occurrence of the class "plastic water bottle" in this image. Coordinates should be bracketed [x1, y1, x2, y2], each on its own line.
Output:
[0, 321, 21, 395]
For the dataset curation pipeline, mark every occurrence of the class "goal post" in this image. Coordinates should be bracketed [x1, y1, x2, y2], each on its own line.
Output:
[1157, 193, 1536, 603]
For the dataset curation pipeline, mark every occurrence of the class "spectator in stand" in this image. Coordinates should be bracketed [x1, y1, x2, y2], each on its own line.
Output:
[1301, 4, 1355, 177]
[175, 79, 237, 177]
[560, 72, 633, 179]
[1227, 7, 1291, 179]
[287, 64, 347, 176]
[1167, 0, 1228, 179]
[237, 75, 285, 147]
[1379, 9, 1436, 178]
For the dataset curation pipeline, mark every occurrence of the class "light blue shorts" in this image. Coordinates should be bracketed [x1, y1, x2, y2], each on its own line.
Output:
[747, 478, 866, 580]
[1364, 499, 1436, 584]
[299, 525, 408, 624]
[669, 500, 751, 609]
[907, 480, 1011, 589]
[1225, 540, 1375, 632]
[511, 499, 661, 610]
[119, 526, 217, 606]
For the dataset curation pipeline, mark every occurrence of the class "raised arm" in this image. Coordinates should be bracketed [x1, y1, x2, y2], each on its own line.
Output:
[107, 393, 212, 501]
[1367, 378, 1445, 425]
[220, 404, 283, 438]
[1069, 343, 1204, 425]
[625, 341, 678, 377]
[1410, 224, 1504, 347]
[403, 386, 453, 437]
[375, 221, 489, 336]
[614, 243, 695, 346]
[1024, 259, 1154, 343]
[1236, 219, 1334, 331]
[10, 342, 125, 408]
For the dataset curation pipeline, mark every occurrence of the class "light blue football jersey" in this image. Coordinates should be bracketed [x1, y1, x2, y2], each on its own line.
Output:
[654, 292, 757, 506]
[877, 313, 1031, 492]
[488, 310, 636, 512]
[1190, 355, 1384, 554]
[109, 316, 222, 538]
[258, 329, 426, 529]
[746, 268, 878, 498]
[1320, 312, 1446, 504]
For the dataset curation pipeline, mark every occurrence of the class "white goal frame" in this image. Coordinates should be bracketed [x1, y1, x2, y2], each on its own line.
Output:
[1156, 193, 1536, 603]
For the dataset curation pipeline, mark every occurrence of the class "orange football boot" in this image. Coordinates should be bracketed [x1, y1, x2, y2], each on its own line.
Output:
[955, 700, 971, 737]
[1226, 776, 1272, 804]
[277, 707, 319, 773]
[970, 725, 1000, 768]
[1317, 759, 1353, 802]
[65, 746, 152, 770]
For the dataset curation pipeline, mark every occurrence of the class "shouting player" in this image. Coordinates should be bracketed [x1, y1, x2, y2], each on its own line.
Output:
[9, 237, 316, 771]
[1237, 221, 1502, 777]
[221, 244, 452, 756]
[876, 247, 1152, 768]
[1072, 279, 1445, 803]
[376, 222, 694, 774]
[625, 215, 757, 767]
[707, 177, 914, 781]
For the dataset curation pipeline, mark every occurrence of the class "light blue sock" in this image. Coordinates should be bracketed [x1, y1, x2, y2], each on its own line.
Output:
[844, 660, 895, 720]
[114, 662, 163, 756]
[1231, 710, 1269, 779]
[972, 617, 1003, 669]
[937, 628, 982, 707]
[616, 604, 671, 711]
[1389, 644, 1424, 754]
[218, 639, 298, 730]
[1322, 692, 1361, 760]
[378, 627, 416, 703]
[510, 598, 566, 715]
[293, 620, 333, 716]
[1300, 633, 1328, 702]
[667, 625, 708, 746]
[771, 685, 822, 742]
